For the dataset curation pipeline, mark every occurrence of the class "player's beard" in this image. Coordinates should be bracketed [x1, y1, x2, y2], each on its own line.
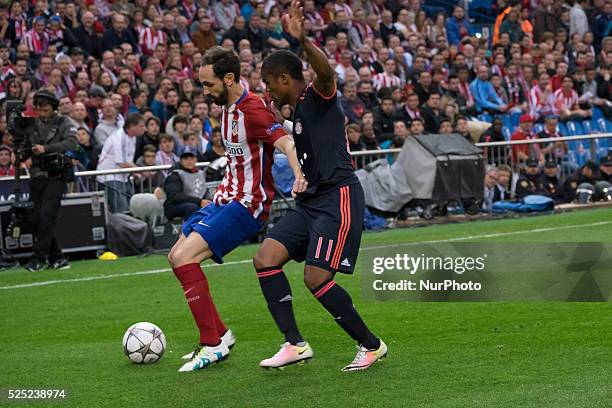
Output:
[212, 84, 229, 106]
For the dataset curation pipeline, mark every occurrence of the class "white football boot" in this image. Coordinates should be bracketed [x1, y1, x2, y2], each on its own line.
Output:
[259, 342, 313, 369]
[341, 339, 388, 371]
[181, 329, 236, 360]
[178, 341, 230, 372]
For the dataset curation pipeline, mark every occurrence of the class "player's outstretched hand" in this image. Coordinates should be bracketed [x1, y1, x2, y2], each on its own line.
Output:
[284, 0, 305, 41]
[291, 174, 308, 198]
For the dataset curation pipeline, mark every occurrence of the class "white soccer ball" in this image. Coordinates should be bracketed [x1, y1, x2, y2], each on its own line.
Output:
[122, 322, 167, 364]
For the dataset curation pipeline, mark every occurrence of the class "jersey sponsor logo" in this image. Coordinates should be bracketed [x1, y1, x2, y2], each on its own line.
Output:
[225, 140, 245, 156]
[295, 121, 302, 135]
[266, 123, 282, 135]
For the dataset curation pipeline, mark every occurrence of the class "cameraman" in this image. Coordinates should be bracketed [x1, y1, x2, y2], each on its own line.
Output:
[24, 90, 78, 272]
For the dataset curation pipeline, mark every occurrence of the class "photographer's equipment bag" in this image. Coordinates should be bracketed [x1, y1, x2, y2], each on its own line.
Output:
[106, 213, 152, 256]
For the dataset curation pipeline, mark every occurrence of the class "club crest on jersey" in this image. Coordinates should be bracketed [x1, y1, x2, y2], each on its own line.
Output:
[295, 121, 303, 135]
[225, 140, 244, 156]
[232, 120, 239, 135]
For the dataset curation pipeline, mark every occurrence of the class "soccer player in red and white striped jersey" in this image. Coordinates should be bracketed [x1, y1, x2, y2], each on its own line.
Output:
[169, 46, 305, 373]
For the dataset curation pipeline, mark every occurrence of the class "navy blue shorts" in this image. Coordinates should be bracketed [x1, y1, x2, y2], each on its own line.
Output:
[182, 201, 263, 264]
[267, 183, 364, 274]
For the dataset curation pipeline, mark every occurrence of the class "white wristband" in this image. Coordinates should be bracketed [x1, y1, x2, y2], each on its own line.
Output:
[283, 120, 294, 134]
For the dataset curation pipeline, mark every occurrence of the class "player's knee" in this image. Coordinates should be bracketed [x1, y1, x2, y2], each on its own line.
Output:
[253, 241, 283, 269]
[303, 273, 320, 290]
[167, 249, 177, 267]
[252, 250, 267, 270]
[168, 245, 186, 267]
[303, 267, 330, 290]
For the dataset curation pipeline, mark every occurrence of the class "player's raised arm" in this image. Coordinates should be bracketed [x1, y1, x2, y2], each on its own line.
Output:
[285, 0, 336, 97]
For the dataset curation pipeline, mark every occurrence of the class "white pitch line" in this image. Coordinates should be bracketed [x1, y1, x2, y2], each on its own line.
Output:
[361, 220, 612, 250]
[1, 221, 610, 291]
[0, 259, 252, 290]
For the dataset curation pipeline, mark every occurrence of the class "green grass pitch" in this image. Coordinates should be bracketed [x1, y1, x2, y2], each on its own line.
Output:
[1, 208, 612, 408]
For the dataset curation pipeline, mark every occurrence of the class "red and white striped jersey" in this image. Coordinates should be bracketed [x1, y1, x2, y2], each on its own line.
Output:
[372, 72, 401, 91]
[139, 27, 167, 56]
[214, 91, 286, 220]
[553, 88, 579, 114]
[21, 29, 49, 54]
[529, 85, 555, 118]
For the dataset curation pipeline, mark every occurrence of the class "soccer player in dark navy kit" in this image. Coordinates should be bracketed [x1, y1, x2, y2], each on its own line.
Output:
[253, 1, 387, 371]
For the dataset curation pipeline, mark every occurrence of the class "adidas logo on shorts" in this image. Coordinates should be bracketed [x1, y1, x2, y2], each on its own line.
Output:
[341, 258, 351, 267]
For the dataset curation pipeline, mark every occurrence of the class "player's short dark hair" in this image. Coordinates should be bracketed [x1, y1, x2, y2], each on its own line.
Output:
[203, 46, 241, 81]
[261, 50, 305, 80]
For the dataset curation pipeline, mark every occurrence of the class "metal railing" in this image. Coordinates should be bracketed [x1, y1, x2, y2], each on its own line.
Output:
[0, 133, 609, 215]
[351, 133, 612, 181]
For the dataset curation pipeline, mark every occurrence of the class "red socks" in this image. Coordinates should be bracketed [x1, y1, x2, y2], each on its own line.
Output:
[173, 263, 227, 346]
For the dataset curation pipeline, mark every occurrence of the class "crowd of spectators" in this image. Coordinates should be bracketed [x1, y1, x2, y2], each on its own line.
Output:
[0, 0, 610, 216]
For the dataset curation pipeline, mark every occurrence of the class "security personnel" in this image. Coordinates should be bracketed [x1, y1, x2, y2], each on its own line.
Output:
[24, 89, 78, 272]
[163, 151, 211, 220]
[515, 158, 539, 199]
[537, 160, 562, 201]
[561, 161, 599, 203]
